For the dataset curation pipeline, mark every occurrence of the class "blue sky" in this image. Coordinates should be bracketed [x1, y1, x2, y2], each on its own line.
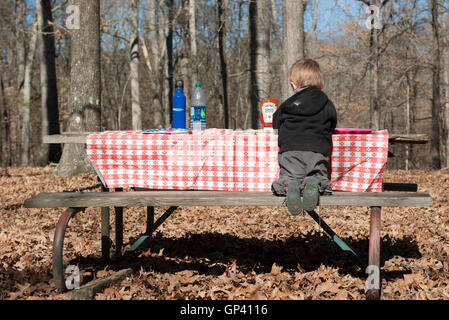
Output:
[306, 0, 369, 39]
[22, 0, 432, 47]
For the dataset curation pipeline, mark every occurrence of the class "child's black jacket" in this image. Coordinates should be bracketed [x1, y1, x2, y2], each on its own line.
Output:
[273, 86, 337, 156]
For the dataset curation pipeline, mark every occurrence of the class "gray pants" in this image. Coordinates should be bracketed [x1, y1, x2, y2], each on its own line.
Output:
[271, 150, 332, 196]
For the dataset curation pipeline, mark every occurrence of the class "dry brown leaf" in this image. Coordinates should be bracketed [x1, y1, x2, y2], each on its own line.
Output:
[1, 168, 449, 300]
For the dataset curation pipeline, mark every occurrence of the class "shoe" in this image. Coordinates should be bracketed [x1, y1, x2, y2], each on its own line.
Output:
[303, 177, 320, 212]
[287, 180, 303, 215]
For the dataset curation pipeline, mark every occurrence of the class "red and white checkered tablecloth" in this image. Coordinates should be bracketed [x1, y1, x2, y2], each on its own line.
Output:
[86, 129, 389, 192]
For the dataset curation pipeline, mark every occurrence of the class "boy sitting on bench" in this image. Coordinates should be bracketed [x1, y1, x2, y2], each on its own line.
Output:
[271, 59, 338, 215]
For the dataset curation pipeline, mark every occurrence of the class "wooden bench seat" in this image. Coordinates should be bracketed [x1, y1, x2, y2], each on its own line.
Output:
[23, 189, 433, 300]
[24, 191, 432, 208]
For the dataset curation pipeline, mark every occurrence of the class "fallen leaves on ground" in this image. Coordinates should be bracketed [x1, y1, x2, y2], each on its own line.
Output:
[0, 167, 448, 300]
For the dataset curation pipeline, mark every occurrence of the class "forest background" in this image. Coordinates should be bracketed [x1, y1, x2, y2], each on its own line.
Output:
[1, 0, 449, 174]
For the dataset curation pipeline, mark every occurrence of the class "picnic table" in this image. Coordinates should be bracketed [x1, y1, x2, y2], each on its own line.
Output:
[85, 129, 389, 192]
[25, 129, 433, 300]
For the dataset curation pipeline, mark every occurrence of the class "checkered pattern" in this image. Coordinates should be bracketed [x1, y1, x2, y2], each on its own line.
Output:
[86, 129, 388, 192]
[330, 130, 388, 192]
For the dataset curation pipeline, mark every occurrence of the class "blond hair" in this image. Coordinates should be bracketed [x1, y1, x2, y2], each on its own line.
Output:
[290, 59, 324, 90]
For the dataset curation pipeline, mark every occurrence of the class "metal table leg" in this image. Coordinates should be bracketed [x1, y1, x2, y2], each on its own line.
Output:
[146, 206, 154, 235]
[52, 207, 84, 292]
[306, 209, 367, 270]
[115, 188, 123, 258]
[101, 186, 110, 263]
[367, 206, 382, 300]
[128, 206, 178, 253]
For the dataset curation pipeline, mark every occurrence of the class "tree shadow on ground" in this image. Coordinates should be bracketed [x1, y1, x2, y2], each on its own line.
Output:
[0, 265, 55, 299]
[0, 232, 420, 297]
[71, 231, 421, 282]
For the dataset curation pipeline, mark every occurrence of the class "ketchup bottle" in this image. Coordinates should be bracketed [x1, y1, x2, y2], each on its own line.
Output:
[259, 97, 279, 130]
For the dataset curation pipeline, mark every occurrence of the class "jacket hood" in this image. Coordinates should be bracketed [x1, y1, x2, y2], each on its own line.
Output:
[280, 86, 329, 116]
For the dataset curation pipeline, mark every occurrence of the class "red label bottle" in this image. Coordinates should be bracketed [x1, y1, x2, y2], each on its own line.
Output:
[259, 97, 279, 129]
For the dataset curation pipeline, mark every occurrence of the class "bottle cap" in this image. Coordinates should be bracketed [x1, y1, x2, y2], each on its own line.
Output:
[175, 80, 184, 89]
[195, 82, 202, 87]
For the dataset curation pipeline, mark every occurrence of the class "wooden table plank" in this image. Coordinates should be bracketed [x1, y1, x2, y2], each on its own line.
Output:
[24, 191, 433, 208]
[388, 134, 429, 144]
[43, 133, 430, 145]
[43, 133, 94, 144]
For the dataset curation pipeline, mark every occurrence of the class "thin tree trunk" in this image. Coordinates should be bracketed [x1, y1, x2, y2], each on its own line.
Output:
[0, 71, 10, 171]
[147, 0, 163, 128]
[307, 0, 319, 58]
[405, 0, 414, 170]
[217, 0, 229, 128]
[405, 76, 410, 170]
[281, 0, 305, 101]
[235, 0, 244, 129]
[189, 0, 198, 82]
[19, 16, 38, 166]
[188, 0, 198, 128]
[429, 0, 442, 169]
[298, 1, 305, 60]
[15, 0, 26, 91]
[178, 0, 190, 128]
[444, 48, 449, 168]
[130, 0, 141, 130]
[14, 0, 24, 166]
[441, 12, 449, 167]
[255, 0, 271, 102]
[55, 0, 101, 177]
[409, 66, 419, 168]
[0, 75, 3, 169]
[249, 0, 257, 129]
[369, 9, 380, 130]
[165, 0, 174, 128]
[271, 0, 281, 54]
[36, 0, 62, 165]
[366, 0, 385, 131]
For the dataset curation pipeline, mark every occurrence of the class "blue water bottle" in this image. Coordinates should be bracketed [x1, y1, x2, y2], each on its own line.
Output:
[172, 80, 186, 129]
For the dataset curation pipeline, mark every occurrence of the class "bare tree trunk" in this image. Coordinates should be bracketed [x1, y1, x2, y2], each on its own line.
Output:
[19, 16, 38, 166]
[0, 74, 3, 168]
[306, 0, 319, 58]
[255, 0, 271, 101]
[178, 0, 190, 128]
[15, 0, 26, 91]
[130, 0, 141, 130]
[55, 0, 101, 177]
[36, 0, 62, 165]
[444, 49, 449, 168]
[164, 0, 174, 128]
[217, 0, 229, 128]
[235, 0, 244, 129]
[188, 0, 198, 128]
[409, 66, 419, 168]
[405, 0, 414, 170]
[250, 0, 271, 129]
[189, 0, 198, 82]
[441, 12, 449, 167]
[147, 0, 163, 128]
[0, 71, 10, 171]
[429, 0, 442, 169]
[249, 0, 257, 129]
[365, 0, 389, 131]
[405, 76, 411, 170]
[298, 1, 305, 60]
[281, 0, 305, 101]
[271, 0, 281, 54]
[369, 4, 380, 131]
